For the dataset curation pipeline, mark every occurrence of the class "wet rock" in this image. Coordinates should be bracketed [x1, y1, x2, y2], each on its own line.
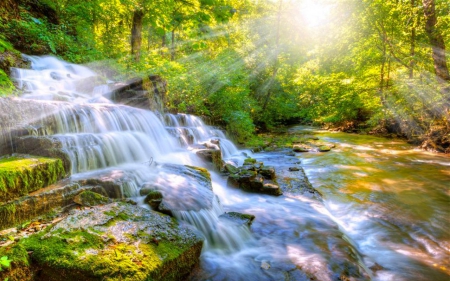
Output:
[251, 147, 263, 153]
[319, 145, 331, 152]
[106, 75, 167, 112]
[293, 145, 309, 152]
[227, 164, 282, 196]
[73, 191, 111, 207]
[0, 155, 66, 202]
[261, 261, 271, 270]
[140, 183, 164, 196]
[369, 263, 384, 272]
[144, 190, 163, 210]
[195, 140, 223, 172]
[0, 98, 62, 156]
[73, 170, 131, 199]
[262, 183, 283, 196]
[73, 75, 107, 94]
[148, 164, 215, 213]
[17, 202, 204, 281]
[227, 173, 240, 188]
[196, 149, 223, 171]
[243, 158, 257, 165]
[15, 136, 71, 174]
[276, 165, 322, 199]
[224, 163, 239, 174]
[241, 174, 264, 192]
[260, 166, 276, 180]
[219, 212, 255, 227]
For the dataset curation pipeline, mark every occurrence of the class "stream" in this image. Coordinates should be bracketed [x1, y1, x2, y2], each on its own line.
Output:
[190, 126, 449, 281]
[7, 56, 450, 281]
[296, 126, 450, 281]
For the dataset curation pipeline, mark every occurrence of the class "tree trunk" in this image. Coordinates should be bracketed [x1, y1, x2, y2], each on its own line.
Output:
[422, 0, 450, 83]
[131, 9, 144, 62]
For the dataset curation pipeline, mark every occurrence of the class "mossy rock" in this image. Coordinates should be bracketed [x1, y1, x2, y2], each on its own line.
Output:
[224, 163, 239, 174]
[0, 244, 32, 281]
[260, 166, 276, 180]
[73, 191, 111, 207]
[220, 212, 255, 227]
[185, 165, 212, 183]
[243, 158, 257, 165]
[144, 190, 163, 210]
[18, 202, 204, 281]
[0, 156, 66, 202]
[293, 145, 309, 152]
[318, 146, 331, 152]
[0, 182, 82, 231]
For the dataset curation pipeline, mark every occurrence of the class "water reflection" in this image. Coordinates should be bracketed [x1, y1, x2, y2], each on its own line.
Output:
[296, 126, 450, 280]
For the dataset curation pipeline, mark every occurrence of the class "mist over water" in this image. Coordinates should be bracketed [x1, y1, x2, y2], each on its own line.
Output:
[10, 56, 449, 280]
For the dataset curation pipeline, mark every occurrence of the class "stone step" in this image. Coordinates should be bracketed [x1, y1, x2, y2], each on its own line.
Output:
[0, 167, 130, 230]
[0, 180, 81, 230]
[0, 155, 66, 203]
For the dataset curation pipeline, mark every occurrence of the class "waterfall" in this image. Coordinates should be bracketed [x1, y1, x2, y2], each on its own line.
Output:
[173, 198, 253, 253]
[164, 113, 240, 158]
[12, 55, 250, 254]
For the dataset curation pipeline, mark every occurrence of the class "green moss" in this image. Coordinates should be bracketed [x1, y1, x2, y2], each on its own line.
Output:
[319, 145, 331, 152]
[0, 244, 32, 281]
[74, 191, 110, 207]
[19, 229, 105, 269]
[17, 226, 192, 280]
[243, 158, 257, 165]
[0, 245, 29, 268]
[0, 69, 15, 96]
[0, 156, 66, 202]
[185, 165, 211, 182]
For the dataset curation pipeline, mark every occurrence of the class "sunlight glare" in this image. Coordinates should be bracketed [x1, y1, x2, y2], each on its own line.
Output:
[300, 0, 331, 27]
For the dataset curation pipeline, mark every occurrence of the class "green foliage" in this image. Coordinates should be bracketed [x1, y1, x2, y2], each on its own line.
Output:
[0, 256, 11, 271]
[0, 70, 15, 96]
[0, 37, 13, 53]
[0, 0, 447, 145]
[225, 111, 255, 143]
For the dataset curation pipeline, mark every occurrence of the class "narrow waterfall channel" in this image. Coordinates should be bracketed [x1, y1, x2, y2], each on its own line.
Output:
[8, 56, 450, 281]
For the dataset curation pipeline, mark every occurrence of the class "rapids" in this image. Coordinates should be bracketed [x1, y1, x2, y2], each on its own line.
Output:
[8, 56, 450, 280]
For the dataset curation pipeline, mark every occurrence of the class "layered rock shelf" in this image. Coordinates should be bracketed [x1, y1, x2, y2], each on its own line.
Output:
[0, 155, 65, 202]
[1, 201, 204, 281]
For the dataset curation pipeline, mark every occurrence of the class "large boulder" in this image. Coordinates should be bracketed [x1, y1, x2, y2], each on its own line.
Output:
[106, 75, 167, 112]
[142, 164, 215, 214]
[15, 202, 204, 281]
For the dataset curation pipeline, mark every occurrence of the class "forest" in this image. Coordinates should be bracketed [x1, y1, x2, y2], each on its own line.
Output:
[0, 0, 449, 152]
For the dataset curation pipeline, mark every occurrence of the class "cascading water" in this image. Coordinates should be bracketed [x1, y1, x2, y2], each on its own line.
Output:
[164, 113, 240, 159]
[12, 55, 253, 257]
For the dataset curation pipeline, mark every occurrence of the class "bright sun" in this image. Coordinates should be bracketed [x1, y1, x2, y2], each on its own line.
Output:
[300, 0, 331, 27]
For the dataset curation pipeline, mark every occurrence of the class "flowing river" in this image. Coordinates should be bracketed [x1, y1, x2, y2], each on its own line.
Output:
[7, 56, 449, 281]
[193, 126, 449, 281]
[295, 126, 450, 281]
